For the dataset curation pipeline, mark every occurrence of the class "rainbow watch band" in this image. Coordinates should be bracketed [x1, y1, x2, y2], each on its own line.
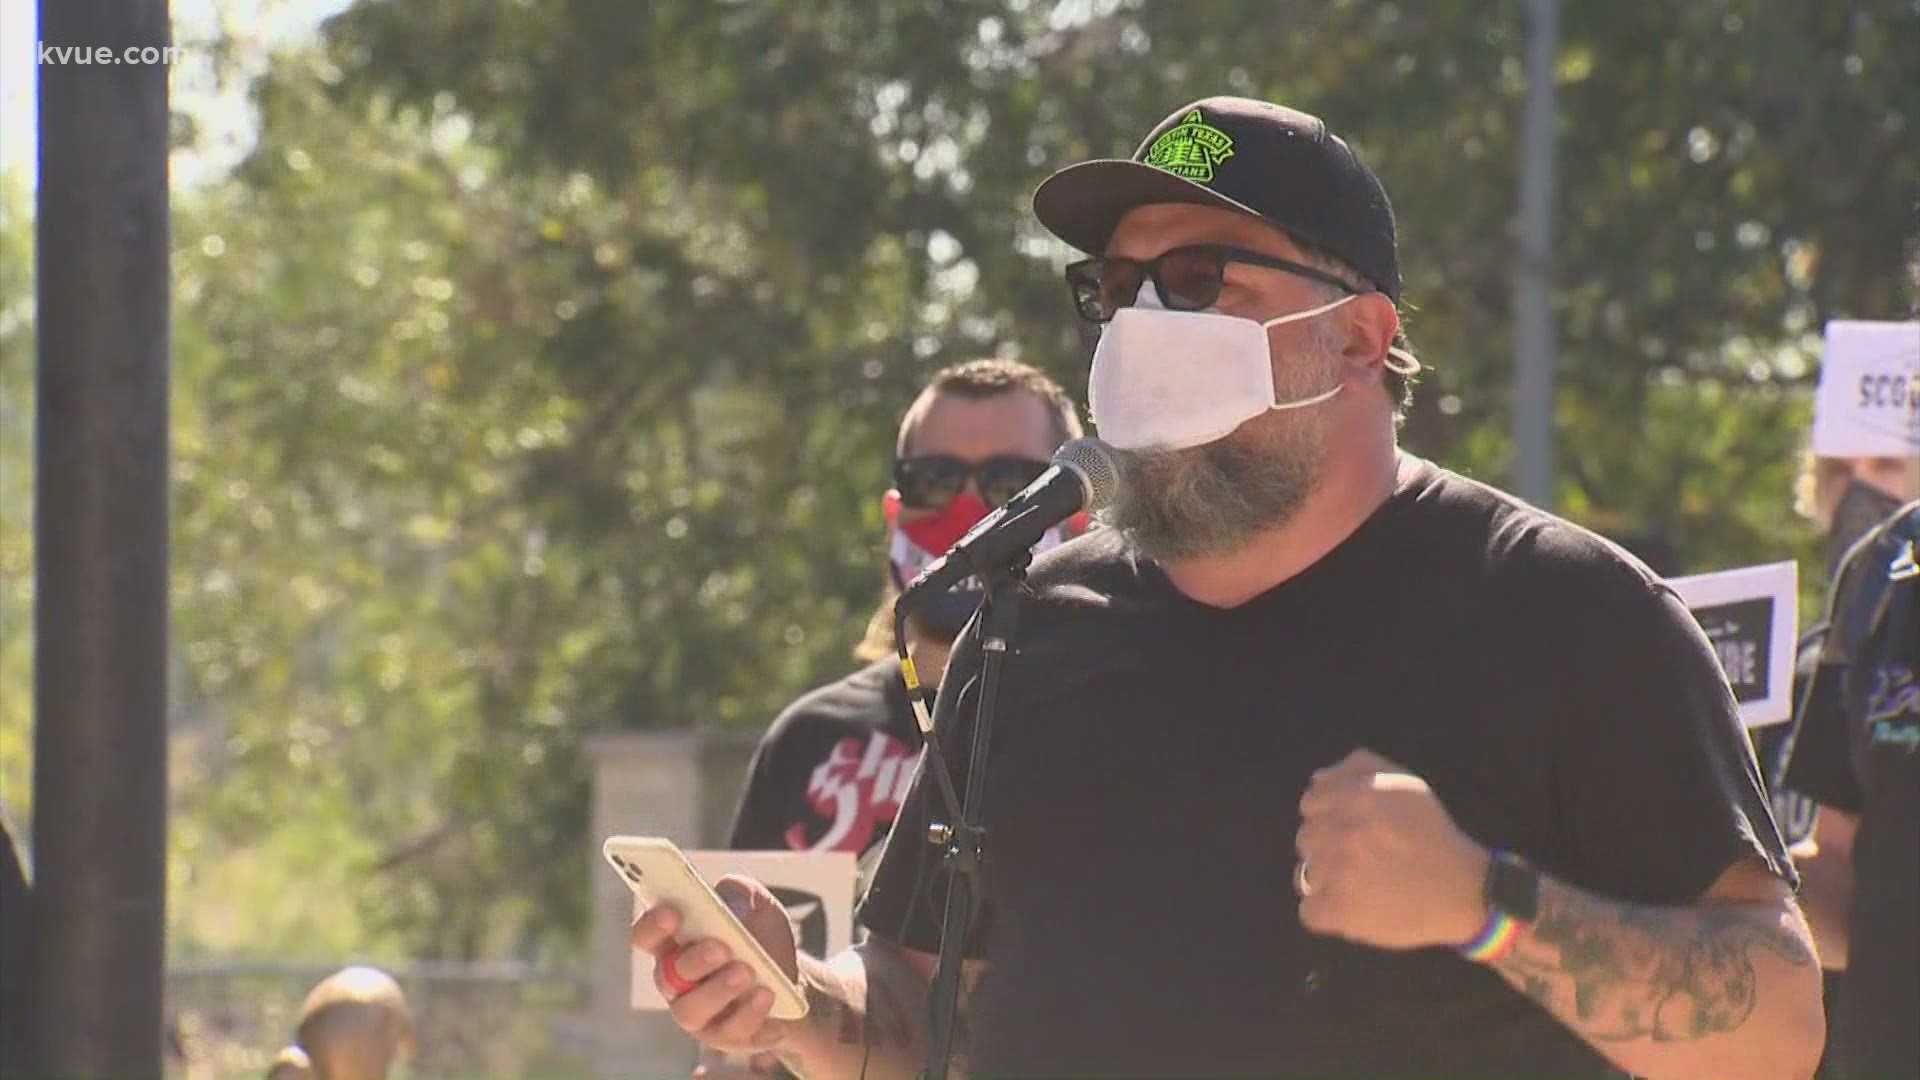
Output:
[1459, 907, 1523, 963]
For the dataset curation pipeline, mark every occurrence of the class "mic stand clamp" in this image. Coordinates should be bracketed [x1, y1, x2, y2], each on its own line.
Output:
[919, 552, 1027, 1080]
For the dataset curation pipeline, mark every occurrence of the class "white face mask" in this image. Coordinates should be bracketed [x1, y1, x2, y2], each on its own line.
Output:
[1088, 282, 1406, 451]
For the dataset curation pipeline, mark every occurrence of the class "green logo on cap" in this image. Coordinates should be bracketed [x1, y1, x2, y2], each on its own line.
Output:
[1143, 110, 1235, 184]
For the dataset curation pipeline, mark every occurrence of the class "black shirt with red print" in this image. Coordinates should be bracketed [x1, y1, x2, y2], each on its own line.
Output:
[726, 658, 921, 859]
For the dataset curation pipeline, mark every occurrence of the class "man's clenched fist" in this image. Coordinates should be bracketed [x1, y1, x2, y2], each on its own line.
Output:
[1293, 749, 1491, 950]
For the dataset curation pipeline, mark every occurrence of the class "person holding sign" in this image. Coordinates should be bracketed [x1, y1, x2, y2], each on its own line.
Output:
[1774, 322, 1918, 1080]
[1800, 319, 1920, 570]
[1774, 335, 1920, 1080]
[1798, 451, 1916, 577]
[1785, 497, 1920, 1080]
[631, 97, 1822, 1079]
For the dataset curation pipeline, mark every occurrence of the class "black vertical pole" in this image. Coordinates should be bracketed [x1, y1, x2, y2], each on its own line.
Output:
[31, 0, 172, 1075]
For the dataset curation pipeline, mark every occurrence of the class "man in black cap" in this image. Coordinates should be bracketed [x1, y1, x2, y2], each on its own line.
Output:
[628, 98, 1824, 1079]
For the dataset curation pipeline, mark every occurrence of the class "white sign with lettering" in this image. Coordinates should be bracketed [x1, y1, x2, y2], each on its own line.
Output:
[1669, 561, 1799, 729]
[1811, 320, 1920, 458]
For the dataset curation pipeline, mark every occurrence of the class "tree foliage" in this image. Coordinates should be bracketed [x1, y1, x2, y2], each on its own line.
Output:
[2, 0, 1915, 961]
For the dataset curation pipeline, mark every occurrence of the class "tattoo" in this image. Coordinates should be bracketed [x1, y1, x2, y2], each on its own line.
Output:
[834, 996, 861, 1045]
[830, 971, 917, 1049]
[1494, 881, 1816, 1043]
[820, 953, 939, 1057]
[830, 962, 976, 1080]
[776, 970, 923, 1077]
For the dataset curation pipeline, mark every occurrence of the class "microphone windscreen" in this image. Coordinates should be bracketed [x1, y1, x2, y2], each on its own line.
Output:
[1054, 437, 1120, 512]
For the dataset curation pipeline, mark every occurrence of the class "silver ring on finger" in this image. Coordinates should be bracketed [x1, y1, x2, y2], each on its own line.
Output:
[1294, 856, 1315, 898]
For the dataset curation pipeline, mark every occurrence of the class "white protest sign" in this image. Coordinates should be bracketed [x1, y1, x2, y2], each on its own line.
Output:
[1810, 320, 1920, 458]
[1668, 561, 1798, 729]
[630, 850, 856, 1011]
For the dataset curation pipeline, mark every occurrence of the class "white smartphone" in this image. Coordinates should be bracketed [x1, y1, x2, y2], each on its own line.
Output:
[602, 836, 810, 1021]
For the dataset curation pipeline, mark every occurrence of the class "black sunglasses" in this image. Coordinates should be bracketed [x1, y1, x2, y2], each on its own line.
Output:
[1064, 243, 1356, 324]
[893, 454, 1051, 511]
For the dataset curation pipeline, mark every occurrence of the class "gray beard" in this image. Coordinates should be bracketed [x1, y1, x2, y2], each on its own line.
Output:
[1104, 421, 1327, 561]
[1101, 331, 1342, 562]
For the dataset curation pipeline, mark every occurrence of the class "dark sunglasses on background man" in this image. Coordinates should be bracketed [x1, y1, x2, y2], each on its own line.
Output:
[1064, 243, 1357, 324]
[893, 454, 1052, 510]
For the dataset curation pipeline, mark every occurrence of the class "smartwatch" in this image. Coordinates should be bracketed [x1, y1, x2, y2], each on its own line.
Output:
[1460, 850, 1537, 962]
[1487, 849, 1541, 921]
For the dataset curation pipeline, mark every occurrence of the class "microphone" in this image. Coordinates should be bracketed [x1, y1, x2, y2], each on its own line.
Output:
[897, 437, 1119, 607]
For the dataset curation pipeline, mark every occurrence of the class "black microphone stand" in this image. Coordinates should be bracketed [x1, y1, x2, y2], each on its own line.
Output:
[899, 552, 1028, 1080]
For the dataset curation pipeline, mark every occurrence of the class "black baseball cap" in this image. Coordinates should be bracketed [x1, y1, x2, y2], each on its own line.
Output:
[1032, 96, 1401, 301]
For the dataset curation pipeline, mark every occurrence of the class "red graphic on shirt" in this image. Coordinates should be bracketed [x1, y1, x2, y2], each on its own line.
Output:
[784, 732, 918, 852]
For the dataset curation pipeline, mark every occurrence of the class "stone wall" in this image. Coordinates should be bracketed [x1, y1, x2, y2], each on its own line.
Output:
[584, 728, 758, 1079]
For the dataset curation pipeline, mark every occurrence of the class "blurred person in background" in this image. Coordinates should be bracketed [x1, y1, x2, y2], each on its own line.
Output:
[1624, 444, 1918, 1080]
[706, 360, 1082, 1078]
[1773, 446, 1920, 1078]
[265, 966, 415, 1080]
[263, 1045, 314, 1080]
[1782, 450, 1917, 844]
[724, 358, 1084, 868]
[1785, 476, 1920, 1080]
[1798, 452, 1915, 576]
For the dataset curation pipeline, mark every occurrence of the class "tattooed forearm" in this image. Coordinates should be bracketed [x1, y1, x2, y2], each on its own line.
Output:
[760, 944, 982, 1080]
[1492, 877, 1817, 1044]
[829, 967, 919, 1049]
[767, 945, 943, 1080]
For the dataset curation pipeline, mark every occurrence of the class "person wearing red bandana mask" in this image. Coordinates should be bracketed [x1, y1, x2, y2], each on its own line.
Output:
[707, 360, 1082, 1077]
[881, 434, 1089, 648]
[727, 358, 1084, 860]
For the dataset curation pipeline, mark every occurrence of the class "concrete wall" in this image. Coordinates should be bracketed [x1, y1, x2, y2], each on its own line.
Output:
[584, 729, 757, 1080]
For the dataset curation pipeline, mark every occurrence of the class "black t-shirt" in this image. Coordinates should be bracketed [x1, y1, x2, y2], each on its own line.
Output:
[1786, 508, 1918, 812]
[860, 456, 1792, 1079]
[1753, 628, 1826, 847]
[727, 658, 922, 860]
[724, 667, 923, 1080]
[1784, 503, 1920, 1079]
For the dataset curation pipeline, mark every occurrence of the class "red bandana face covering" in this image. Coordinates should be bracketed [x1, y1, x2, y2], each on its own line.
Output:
[882, 489, 1079, 640]
[898, 490, 993, 555]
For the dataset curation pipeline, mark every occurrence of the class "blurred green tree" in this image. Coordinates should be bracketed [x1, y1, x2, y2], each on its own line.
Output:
[320, 0, 1919, 560]
[1, 175, 31, 834]
[3, 0, 1913, 962]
